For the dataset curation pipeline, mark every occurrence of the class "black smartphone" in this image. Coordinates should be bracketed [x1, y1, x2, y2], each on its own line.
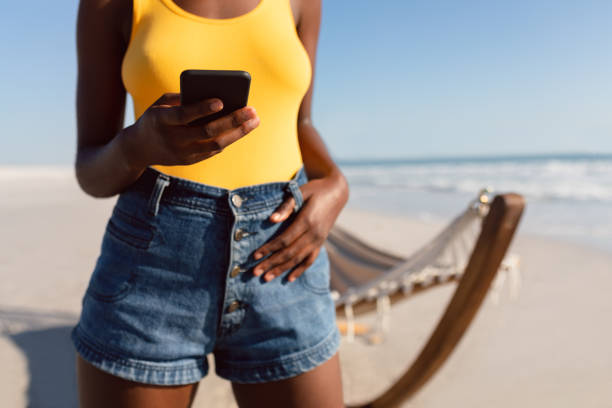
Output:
[180, 69, 251, 126]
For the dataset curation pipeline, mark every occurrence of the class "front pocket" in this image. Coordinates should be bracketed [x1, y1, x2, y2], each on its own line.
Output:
[85, 238, 138, 303]
[298, 245, 331, 295]
[106, 206, 158, 250]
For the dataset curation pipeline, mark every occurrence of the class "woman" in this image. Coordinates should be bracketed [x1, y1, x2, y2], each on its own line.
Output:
[71, 0, 349, 406]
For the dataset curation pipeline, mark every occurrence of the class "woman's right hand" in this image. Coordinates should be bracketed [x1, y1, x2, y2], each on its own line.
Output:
[126, 92, 260, 169]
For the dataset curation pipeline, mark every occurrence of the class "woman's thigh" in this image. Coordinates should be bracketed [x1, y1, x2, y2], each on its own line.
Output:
[76, 354, 200, 408]
[230, 352, 344, 408]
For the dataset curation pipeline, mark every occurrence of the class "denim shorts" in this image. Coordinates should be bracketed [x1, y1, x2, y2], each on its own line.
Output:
[70, 164, 340, 385]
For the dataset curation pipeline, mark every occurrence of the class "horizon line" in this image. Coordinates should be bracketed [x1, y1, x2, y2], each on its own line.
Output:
[334, 151, 612, 165]
[1, 151, 612, 167]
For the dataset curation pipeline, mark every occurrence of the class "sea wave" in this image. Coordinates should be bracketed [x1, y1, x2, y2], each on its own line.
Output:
[2, 158, 611, 203]
[339, 158, 612, 203]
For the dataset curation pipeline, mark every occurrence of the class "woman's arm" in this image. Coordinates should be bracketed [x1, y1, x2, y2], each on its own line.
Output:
[74, 0, 145, 197]
[74, 0, 259, 198]
[250, 0, 349, 282]
[74, 0, 188, 198]
[295, 0, 348, 189]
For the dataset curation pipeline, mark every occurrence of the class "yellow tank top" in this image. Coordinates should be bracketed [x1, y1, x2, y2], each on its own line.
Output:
[121, 0, 312, 189]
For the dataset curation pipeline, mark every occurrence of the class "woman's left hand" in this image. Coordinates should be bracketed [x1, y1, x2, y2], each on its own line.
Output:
[251, 172, 349, 282]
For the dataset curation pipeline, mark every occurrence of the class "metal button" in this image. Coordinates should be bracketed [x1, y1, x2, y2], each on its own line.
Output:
[231, 194, 243, 207]
[230, 265, 242, 278]
[234, 228, 248, 241]
[226, 300, 240, 313]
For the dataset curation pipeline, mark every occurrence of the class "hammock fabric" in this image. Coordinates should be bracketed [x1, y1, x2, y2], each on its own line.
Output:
[322, 191, 525, 408]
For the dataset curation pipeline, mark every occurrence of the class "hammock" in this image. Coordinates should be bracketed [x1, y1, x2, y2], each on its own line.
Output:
[323, 190, 525, 408]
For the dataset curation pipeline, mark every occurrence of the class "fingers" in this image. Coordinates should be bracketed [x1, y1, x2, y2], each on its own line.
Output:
[152, 92, 181, 107]
[287, 249, 319, 282]
[252, 214, 308, 262]
[185, 106, 260, 149]
[158, 97, 224, 126]
[252, 223, 312, 278]
[269, 197, 296, 223]
[255, 235, 316, 282]
[202, 106, 258, 139]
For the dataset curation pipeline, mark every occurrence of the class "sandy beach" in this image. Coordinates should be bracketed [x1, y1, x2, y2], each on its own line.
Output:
[1, 172, 611, 407]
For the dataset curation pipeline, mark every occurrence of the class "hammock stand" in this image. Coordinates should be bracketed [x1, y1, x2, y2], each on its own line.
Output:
[323, 191, 525, 408]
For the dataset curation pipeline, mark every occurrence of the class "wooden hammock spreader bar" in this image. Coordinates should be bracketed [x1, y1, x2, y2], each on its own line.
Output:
[347, 193, 525, 408]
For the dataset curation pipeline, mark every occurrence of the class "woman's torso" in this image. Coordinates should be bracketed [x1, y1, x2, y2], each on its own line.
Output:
[121, 0, 311, 189]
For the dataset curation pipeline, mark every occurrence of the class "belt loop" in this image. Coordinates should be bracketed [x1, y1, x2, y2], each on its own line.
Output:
[147, 173, 171, 217]
[286, 165, 306, 212]
[286, 179, 304, 213]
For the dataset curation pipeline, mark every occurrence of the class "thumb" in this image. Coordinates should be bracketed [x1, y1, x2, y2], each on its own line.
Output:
[153, 92, 181, 107]
[269, 197, 296, 223]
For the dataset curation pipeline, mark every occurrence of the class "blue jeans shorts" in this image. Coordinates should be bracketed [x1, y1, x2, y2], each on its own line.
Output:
[70, 164, 340, 385]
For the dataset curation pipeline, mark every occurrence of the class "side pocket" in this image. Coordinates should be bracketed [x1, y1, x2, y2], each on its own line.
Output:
[106, 206, 160, 250]
[85, 201, 157, 303]
[298, 245, 331, 295]
[85, 236, 137, 303]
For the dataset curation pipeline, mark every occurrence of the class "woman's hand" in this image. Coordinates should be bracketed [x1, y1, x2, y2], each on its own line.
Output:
[251, 171, 349, 282]
[124, 92, 260, 170]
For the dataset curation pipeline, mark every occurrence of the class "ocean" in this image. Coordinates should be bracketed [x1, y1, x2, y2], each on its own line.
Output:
[1, 153, 610, 254]
[337, 153, 612, 254]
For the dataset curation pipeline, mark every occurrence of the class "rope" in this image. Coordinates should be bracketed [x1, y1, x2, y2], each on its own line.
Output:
[376, 295, 391, 335]
[344, 303, 355, 342]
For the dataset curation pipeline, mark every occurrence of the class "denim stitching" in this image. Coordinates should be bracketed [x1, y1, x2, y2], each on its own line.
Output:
[215, 328, 341, 383]
[285, 180, 304, 212]
[106, 206, 157, 249]
[73, 324, 205, 372]
[216, 326, 339, 369]
[148, 174, 171, 217]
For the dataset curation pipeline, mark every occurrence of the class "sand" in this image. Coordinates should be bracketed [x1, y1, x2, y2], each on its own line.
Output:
[1, 173, 611, 407]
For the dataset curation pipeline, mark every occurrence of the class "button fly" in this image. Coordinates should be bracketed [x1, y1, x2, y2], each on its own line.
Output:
[234, 228, 248, 241]
[226, 300, 241, 313]
[230, 265, 242, 278]
[231, 194, 243, 207]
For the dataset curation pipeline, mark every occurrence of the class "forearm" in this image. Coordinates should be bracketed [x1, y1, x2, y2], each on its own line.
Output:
[75, 125, 146, 198]
[297, 121, 349, 199]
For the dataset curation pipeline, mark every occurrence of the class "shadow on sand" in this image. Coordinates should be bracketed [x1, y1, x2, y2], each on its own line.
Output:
[1, 307, 79, 408]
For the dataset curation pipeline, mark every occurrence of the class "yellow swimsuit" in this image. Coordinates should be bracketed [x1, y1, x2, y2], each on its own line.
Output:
[121, 0, 312, 189]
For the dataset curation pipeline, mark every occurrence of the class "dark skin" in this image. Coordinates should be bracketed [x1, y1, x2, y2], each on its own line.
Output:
[75, 0, 348, 407]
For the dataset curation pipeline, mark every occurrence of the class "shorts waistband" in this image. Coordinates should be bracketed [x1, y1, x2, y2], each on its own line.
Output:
[127, 165, 307, 217]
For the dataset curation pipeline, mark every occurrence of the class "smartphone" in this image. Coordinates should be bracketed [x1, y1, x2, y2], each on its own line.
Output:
[180, 69, 251, 126]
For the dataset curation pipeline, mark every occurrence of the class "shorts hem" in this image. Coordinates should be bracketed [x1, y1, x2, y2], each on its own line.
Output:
[215, 326, 341, 384]
[71, 323, 207, 386]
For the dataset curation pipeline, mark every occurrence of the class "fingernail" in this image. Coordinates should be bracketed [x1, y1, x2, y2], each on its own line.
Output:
[253, 252, 262, 260]
[245, 117, 259, 128]
[289, 276, 296, 282]
[210, 100, 222, 111]
[264, 274, 274, 282]
[242, 107, 254, 120]
[271, 213, 280, 221]
[253, 267, 262, 275]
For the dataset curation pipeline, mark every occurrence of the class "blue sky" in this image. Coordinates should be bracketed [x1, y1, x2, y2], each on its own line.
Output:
[1, 0, 610, 164]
